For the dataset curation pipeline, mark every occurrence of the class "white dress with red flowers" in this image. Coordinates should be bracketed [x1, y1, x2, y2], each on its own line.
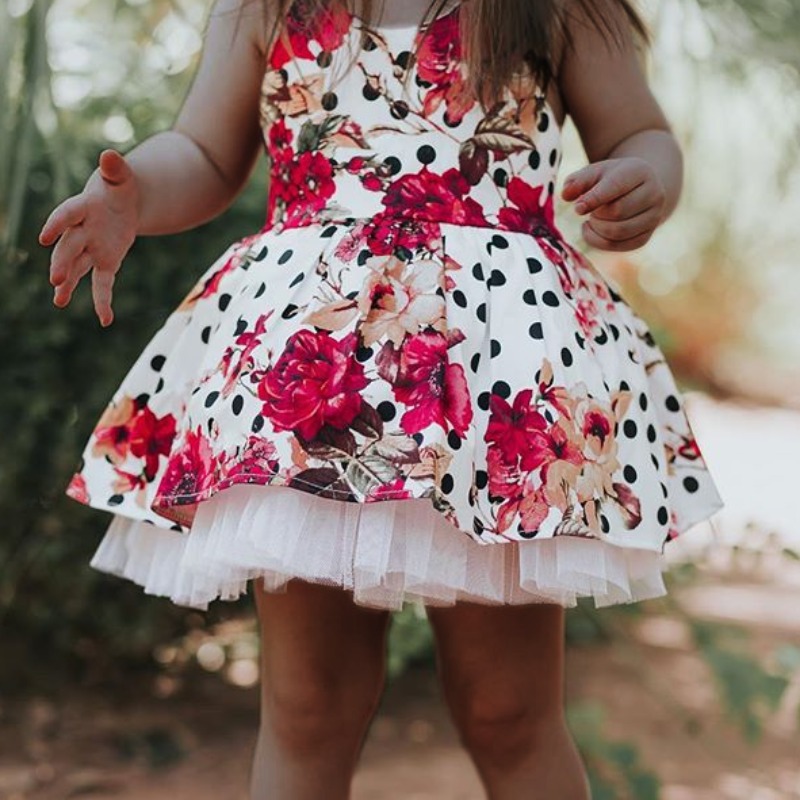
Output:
[68, 0, 725, 610]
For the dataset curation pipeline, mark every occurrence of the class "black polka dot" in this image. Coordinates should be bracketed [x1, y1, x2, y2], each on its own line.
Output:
[234, 318, 248, 335]
[321, 226, 337, 238]
[549, 148, 558, 167]
[475, 470, 488, 490]
[412, 432, 424, 445]
[527, 258, 543, 274]
[468, 353, 480, 374]
[647, 424, 657, 443]
[594, 329, 608, 345]
[600, 514, 610, 533]
[609, 323, 620, 341]
[683, 476, 699, 493]
[321, 91, 338, 110]
[218, 293, 231, 311]
[108, 494, 124, 506]
[547, 181, 555, 196]
[493, 168, 508, 187]
[477, 391, 491, 410]
[529, 322, 543, 339]
[452, 289, 467, 308]
[537, 112, 550, 132]
[201, 326, 211, 344]
[523, 289, 537, 305]
[491, 234, 509, 249]
[528, 150, 541, 170]
[417, 144, 436, 164]
[623, 419, 638, 438]
[317, 50, 332, 68]
[377, 400, 396, 422]
[490, 339, 501, 358]
[639, 393, 649, 411]
[542, 290, 559, 307]
[357, 249, 371, 266]
[620, 380, 631, 391]
[561, 347, 573, 367]
[150, 355, 166, 372]
[395, 50, 412, 69]
[660, 482, 668, 498]
[471, 262, 484, 281]
[254, 283, 266, 299]
[476, 302, 487, 322]
[204, 391, 220, 408]
[356, 345, 373, 362]
[447, 430, 462, 450]
[252, 415, 264, 433]
[231, 395, 244, 415]
[574, 332, 585, 349]
[623, 465, 637, 483]
[252, 245, 268, 261]
[657, 506, 669, 525]
[492, 380, 511, 399]
[281, 303, 299, 319]
[473, 517, 485, 535]
[518, 524, 539, 539]
[651, 453, 660, 470]
[383, 156, 402, 175]
[390, 100, 409, 120]
[362, 82, 380, 101]
[289, 272, 304, 288]
[155, 377, 165, 393]
[487, 269, 506, 288]
[665, 395, 680, 412]
[278, 249, 294, 265]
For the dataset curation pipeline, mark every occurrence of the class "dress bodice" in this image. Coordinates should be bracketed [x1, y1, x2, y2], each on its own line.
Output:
[259, 1, 564, 239]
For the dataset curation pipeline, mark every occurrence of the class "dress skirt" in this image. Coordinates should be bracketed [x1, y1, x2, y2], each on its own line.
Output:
[68, 220, 726, 612]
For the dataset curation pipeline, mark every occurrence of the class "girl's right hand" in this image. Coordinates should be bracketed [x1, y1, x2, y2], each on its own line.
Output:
[39, 149, 140, 327]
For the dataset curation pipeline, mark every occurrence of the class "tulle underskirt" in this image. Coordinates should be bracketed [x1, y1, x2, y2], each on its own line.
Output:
[89, 484, 669, 611]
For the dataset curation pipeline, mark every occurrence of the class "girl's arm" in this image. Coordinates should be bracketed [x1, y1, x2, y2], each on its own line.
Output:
[39, 0, 270, 325]
[556, 2, 683, 252]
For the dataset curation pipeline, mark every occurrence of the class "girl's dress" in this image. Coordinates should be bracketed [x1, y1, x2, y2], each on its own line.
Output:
[66, 0, 725, 610]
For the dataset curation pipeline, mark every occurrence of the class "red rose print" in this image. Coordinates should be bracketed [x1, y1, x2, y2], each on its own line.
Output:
[484, 389, 549, 466]
[394, 331, 472, 436]
[498, 179, 557, 235]
[270, 3, 352, 69]
[156, 427, 218, 503]
[258, 330, 369, 440]
[128, 407, 178, 481]
[381, 168, 488, 226]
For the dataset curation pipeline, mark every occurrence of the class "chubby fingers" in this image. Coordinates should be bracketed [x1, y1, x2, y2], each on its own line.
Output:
[53, 250, 93, 308]
[92, 267, 117, 327]
[39, 195, 86, 247]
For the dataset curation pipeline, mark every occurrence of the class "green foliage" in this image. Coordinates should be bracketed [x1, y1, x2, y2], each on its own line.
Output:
[386, 604, 437, 680]
[689, 619, 790, 743]
[568, 702, 661, 800]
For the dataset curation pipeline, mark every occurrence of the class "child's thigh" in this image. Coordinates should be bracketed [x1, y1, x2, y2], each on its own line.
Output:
[425, 602, 566, 718]
[253, 577, 392, 694]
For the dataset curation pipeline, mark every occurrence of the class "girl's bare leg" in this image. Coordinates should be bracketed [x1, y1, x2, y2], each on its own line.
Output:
[249, 577, 392, 800]
[426, 602, 590, 800]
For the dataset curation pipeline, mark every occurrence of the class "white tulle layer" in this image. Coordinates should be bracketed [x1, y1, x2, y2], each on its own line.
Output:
[89, 484, 671, 610]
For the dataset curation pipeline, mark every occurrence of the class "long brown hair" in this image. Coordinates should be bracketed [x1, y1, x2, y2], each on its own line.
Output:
[262, 0, 648, 105]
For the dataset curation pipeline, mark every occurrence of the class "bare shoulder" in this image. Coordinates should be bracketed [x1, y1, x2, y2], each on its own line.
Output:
[550, 0, 671, 161]
[205, 0, 273, 57]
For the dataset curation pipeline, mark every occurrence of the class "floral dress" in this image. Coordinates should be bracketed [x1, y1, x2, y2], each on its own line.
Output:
[66, 0, 725, 610]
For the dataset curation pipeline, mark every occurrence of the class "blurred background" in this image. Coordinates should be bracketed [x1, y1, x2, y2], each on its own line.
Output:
[1, 0, 799, 798]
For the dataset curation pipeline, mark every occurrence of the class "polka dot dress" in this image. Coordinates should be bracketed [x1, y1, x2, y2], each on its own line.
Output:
[67, 0, 725, 610]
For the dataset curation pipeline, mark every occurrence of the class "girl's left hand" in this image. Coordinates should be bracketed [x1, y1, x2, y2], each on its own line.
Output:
[561, 157, 667, 252]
